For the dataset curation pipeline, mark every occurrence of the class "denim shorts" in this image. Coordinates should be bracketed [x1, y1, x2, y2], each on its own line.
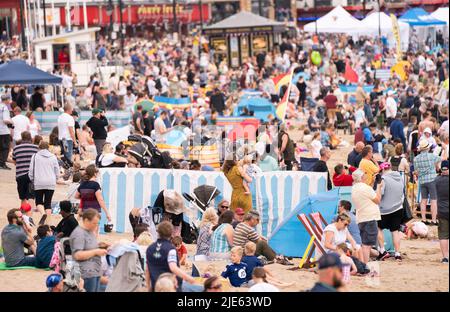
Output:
[358, 220, 379, 246]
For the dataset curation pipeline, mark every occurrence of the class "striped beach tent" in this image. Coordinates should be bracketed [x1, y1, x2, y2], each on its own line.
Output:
[157, 143, 221, 169]
[152, 96, 193, 110]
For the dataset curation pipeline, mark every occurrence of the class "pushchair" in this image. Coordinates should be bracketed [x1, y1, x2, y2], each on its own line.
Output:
[49, 238, 83, 292]
[127, 135, 173, 168]
[182, 185, 221, 213]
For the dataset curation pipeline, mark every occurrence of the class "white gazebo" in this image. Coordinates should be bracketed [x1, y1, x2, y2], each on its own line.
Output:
[303, 6, 363, 34]
[430, 7, 449, 26]
[361, 12, 410, 51]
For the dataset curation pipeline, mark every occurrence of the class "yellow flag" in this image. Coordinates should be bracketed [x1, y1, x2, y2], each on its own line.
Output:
[275, 68, 295, 121]
[390, 14, 403, 62]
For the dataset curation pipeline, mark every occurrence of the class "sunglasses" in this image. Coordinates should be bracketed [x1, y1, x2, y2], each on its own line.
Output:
[221, 206, 229, 209]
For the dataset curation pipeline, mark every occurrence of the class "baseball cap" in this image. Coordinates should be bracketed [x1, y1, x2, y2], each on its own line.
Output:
[71, 111, 79, 117]
[46, 273, 63, 289]
[235, 208, 245, 216]
[318, 253, 343, 270]
[424, 127, 432, 134]
[441, 160, 449, 171]
[92, 108, 103, 115]
[20, 202, 32, 213]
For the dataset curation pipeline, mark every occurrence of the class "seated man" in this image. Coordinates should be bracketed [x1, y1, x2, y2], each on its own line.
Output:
[332, 164, 356, 187]
[1, 209, 36, 267]
[54, 201, 79, 255]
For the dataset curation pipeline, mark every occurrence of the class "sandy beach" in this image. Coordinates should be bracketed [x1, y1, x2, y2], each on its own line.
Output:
[0, 130, 448, 292]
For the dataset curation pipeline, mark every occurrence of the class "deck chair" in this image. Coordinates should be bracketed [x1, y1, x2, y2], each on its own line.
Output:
[308, 212, 328, 237]
[299, 157, 319, 172]
[295, 214, 327, 270]
[335, 111, 349, 135]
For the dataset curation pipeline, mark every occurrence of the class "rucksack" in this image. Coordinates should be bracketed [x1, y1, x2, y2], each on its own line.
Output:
[155, 78, 162, 91]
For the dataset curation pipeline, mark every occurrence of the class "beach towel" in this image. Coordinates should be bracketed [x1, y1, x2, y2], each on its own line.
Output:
[0, 262, 50, 271]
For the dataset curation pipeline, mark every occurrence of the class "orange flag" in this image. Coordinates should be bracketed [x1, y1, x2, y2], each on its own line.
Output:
[344, 60, 359, 83]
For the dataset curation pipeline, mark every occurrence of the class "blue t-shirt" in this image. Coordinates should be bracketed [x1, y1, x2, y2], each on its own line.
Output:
[221, 262, 248, 287]
[242, 256, 263, 281]
[36, 236, 56, 268]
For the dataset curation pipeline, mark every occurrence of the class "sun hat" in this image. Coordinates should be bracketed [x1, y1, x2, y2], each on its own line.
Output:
[318, 253, 343, 270]
[163, 190, 185, 215]
[20, 202, 32, 213]
[234, 208, 245, 216]
[423, 127, 432, 134]
[46, 273, 63, 289]
[418, 139, 431, 151]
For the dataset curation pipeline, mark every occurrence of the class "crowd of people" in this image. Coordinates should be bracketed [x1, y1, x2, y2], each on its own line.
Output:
[0, 19, 449, 293]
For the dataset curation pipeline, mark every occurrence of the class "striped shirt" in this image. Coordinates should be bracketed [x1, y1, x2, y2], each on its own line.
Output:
[12, 143, 38, 178]
[233, 222, 259, 248]
[413, 151, 441, 184]
[209, 224, 232, 254]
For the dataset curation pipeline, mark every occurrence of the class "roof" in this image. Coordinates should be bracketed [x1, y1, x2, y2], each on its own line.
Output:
[203, 11, 285, 30]
[32, 27, 101, 44]
[0, 60, 62, 85]
[399, 8, 446, 26]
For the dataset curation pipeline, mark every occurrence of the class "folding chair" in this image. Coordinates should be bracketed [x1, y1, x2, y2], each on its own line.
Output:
[308, 212, 328, 238]
[295, 214, 327, 270]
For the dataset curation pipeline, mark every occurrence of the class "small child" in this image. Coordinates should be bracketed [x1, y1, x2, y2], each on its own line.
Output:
[171, 236, 187, 266]
[242, 242, 294, 288]
[240, 155, 254, 194]
[67, 172, 81, 212]
[35, 225, 56, 269]
[336, 243, 357, 279]
[20, 202, 35, 231]
[221, 246, 249, 287]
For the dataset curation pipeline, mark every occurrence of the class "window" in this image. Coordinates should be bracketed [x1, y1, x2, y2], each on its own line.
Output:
[75, 42, 95, 61]
[40, 49, 48, 61]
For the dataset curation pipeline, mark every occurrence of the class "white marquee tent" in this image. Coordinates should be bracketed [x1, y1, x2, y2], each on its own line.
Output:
[431, 7, 449, 26]
[361, 12, 410, 51]
[303, 6, 364, 34]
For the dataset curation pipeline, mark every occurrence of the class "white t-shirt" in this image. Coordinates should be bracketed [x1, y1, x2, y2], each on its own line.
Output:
[57, 112, 75, 141]
[124, 94, 137, 112]
[0, 103, 12, 135]
[321, 223, 349, 253]
[99, 153, 116, 167]
[351, 182, 381, 224]
[11, 114, 30, 141]
[386, 97, 397, 119]
[355, 109, 366, 129]
[154, 117, 167, 141]
[311, 139, 323, 159]
[249, 282, 279, 292]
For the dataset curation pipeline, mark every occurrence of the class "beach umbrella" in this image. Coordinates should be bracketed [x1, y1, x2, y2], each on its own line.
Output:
[135, 99, 155, 112]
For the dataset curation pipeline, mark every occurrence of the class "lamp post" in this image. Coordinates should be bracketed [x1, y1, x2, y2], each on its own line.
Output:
[119, 0, 124, 56]
[19, 0, 27, 51]
[172, 0, 177, 34]
[314, 0, 318, 35]
[42, 0, 47, 36]
[106, 0, 114, 39]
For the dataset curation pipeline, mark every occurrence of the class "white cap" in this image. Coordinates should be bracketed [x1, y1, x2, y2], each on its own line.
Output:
[424, 127, 432, 134]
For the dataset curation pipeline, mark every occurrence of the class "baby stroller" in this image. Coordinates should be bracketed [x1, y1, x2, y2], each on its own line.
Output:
[182, 185, 221, 213]
[151, 190, 199, 244]
[49, 238, 83, 292]
[127, 135, 173, 169]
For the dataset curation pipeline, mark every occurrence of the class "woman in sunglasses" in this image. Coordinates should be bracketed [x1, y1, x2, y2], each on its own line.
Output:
[216, 199, 230, 217]
[321, 213, 360, 256]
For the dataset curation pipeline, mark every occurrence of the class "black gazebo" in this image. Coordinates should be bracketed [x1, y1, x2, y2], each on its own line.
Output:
[203, 11, 286, 68]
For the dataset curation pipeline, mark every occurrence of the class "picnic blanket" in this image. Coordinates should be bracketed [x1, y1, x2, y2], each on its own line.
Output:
[0, 262, 50, 271]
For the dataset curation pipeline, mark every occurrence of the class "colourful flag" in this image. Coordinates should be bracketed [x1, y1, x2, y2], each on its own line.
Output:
[344, 60, 359, 83]
[390, 13, 403, 62]
[273, 72, 291, 92]
[275, 68, 295, 121]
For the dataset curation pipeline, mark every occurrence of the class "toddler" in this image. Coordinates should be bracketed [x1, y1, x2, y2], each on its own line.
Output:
[171, 236, 187, 266]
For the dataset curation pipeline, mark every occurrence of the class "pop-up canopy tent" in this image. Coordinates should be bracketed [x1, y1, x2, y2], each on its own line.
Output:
[431, 7, 449, 26]
[0, 60, 62, 85]
[361, 12, 410, 51]
[234, 97, 276, 122]
[303, 6, 364, 34]
[400, 8, 446, 48]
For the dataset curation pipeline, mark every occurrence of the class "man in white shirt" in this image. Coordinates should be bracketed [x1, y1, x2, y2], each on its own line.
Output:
[0, 94, 13, 170]
[153, 110, 171, 143]
[57, 104, 77, 163]
[385, 90, 397, 127]
[147, 75, 157, 98]
[11, 107, 30, 143]
[425, 57, 435, 73]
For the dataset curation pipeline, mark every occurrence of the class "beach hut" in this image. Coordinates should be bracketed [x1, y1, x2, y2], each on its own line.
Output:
[303, 6, 364, 35]
[361, 12, 410, 51]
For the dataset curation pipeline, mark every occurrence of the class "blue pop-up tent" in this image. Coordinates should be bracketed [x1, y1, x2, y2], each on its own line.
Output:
[399, 8, 446, 26]
[0, 60, 62, 85]
[234, 97, 276, 121]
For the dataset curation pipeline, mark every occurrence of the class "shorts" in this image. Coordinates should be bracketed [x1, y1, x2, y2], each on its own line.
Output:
[420, 181, 437, 201]
[358, 220, 379, 246]
[378, 209, 403, 232]
[16, 175, 34, 200]
[438, 218, 449, 240]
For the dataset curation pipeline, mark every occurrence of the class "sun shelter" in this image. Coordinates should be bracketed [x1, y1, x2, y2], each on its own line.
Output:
[303, 6, 364, 35]
[0, 60, 62, 85]
[431, 7, 449, 26]
[361, 12, 410, 51]
[400, 8, 446, 48]
[203, 11, 286, 68]
[234, 97, 276, 122]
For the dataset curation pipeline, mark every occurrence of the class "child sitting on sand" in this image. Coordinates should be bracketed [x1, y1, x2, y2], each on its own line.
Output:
[172, 236, 187, 266]
[242, 242, 295, 288]
[221, 246, 249, 287]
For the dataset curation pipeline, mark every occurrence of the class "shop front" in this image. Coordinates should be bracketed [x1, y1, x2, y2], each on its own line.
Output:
[203, 11, 285, 67]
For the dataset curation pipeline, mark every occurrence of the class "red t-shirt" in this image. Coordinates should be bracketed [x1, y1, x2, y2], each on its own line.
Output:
[177, 244, 187, 261]
[324, 94, 338, 109]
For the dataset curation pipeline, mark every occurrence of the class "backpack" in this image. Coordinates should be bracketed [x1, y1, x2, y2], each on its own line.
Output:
[155, 78, 162, 91]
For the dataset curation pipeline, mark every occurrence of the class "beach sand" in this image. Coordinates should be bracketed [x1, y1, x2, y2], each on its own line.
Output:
[0, 129, 448, 292]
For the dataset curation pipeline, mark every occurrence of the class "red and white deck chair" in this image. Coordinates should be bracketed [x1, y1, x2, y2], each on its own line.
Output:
[295, 213, 327, 269]
[308, 212, 328, 238]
